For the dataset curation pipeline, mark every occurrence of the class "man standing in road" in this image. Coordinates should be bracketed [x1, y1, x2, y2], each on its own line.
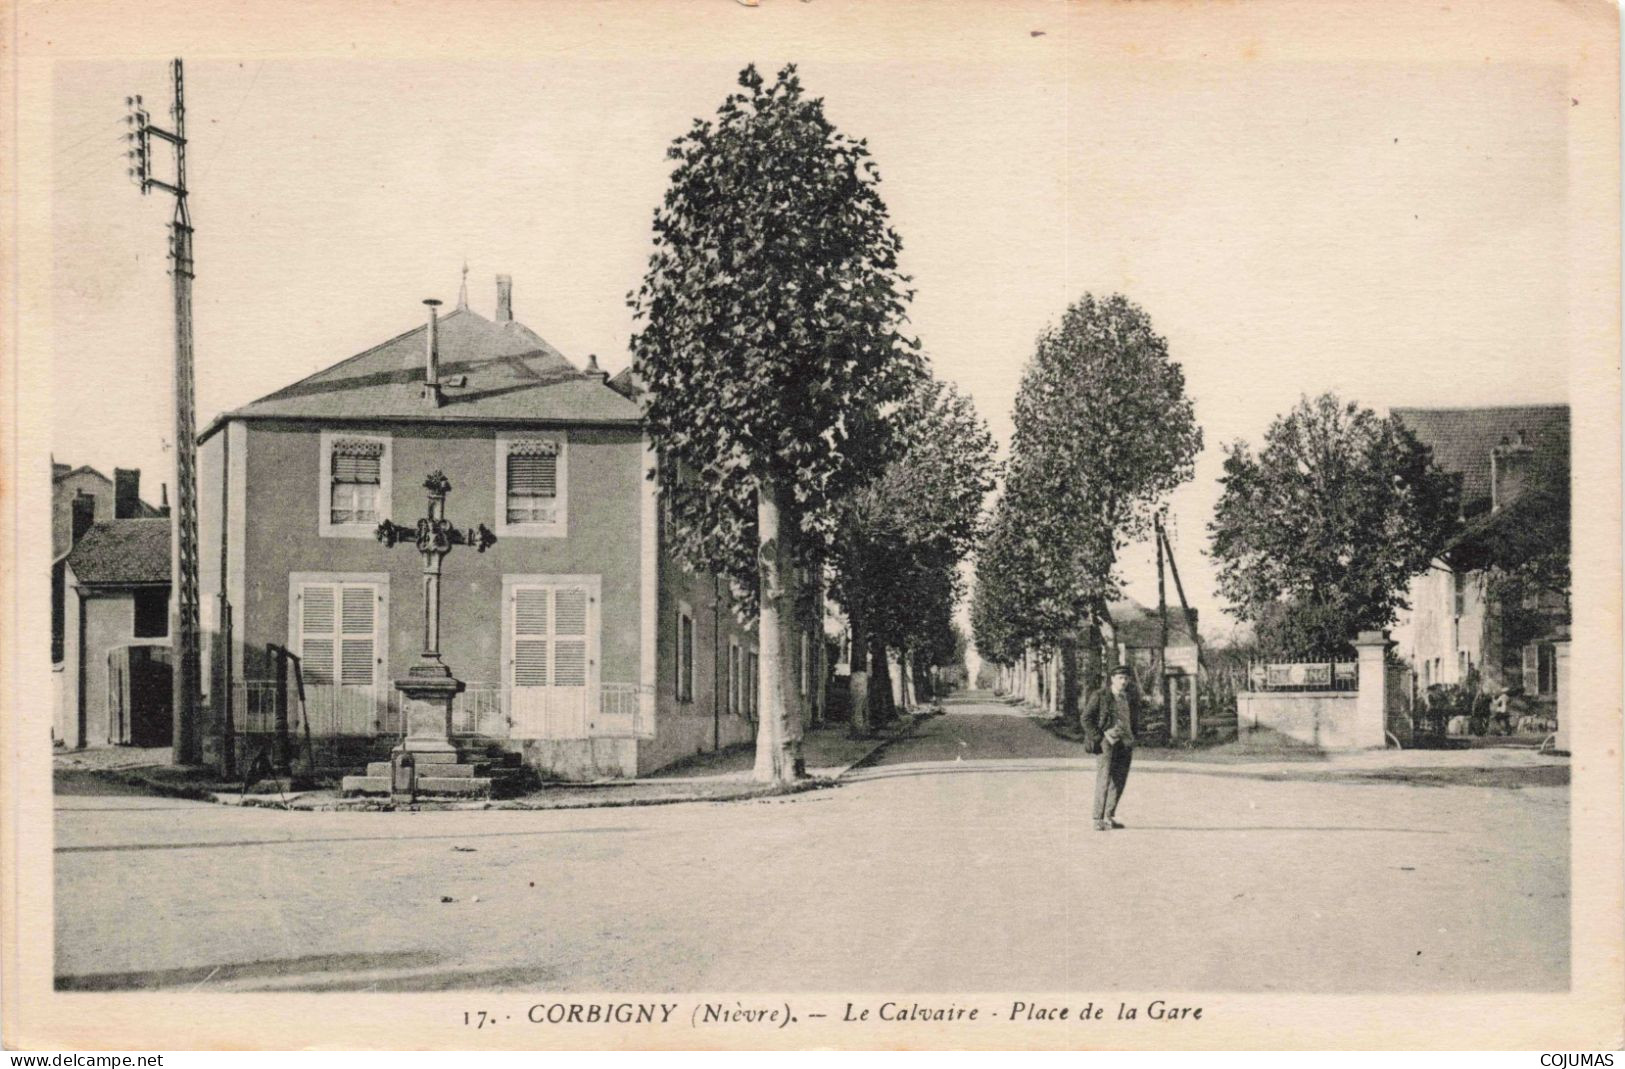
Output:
[1083, 664, 1140, 831]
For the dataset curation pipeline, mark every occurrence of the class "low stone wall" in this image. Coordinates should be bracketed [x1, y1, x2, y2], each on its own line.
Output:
[1237, 691, 1368, 750]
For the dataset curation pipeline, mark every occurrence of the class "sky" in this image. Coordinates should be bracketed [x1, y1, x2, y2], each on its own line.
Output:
[42, 0, 1580, 641]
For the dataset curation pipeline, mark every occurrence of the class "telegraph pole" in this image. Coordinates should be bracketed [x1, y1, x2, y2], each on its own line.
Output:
[126, 58, 202, 764]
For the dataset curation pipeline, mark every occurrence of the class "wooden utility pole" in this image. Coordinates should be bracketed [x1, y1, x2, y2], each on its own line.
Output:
[126, 59, 202, 764]
[1156, 512, 1173, 740]
[1159, 521, 1202, 741]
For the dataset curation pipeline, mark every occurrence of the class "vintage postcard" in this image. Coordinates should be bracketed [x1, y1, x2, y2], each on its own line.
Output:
[3, 0, 1620, 1053]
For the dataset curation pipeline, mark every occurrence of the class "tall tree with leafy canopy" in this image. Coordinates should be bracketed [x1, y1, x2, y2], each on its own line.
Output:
[830, 374, 998, 733]
[1209, 393, 1460, 653]
[996, 293, 1203, 722]
[630, 64, 922, 782]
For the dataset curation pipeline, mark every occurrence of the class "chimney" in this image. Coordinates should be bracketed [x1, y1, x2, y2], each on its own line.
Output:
[71, 491, 96, 546]
[159, 483, 171, 518]
[495, 275, 513, 323]
[1491, 431, 1536, 513]
[584, 353, 610, 382]
[421, 298, 444, 408]
[114, 467, 140, 519]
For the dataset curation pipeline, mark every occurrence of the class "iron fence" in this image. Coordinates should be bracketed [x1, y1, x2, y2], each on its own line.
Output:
[233, 680, 656, 740]
[1244, 658, 1358, 692]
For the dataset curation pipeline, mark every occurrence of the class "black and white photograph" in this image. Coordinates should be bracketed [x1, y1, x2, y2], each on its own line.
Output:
[4, 0, 1620, 1054]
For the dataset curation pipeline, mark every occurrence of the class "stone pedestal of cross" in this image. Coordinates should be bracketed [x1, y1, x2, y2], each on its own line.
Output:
[376, 471, 496, 755]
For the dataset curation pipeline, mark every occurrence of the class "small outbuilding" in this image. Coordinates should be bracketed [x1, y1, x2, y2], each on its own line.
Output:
[57, 517, 173, 749]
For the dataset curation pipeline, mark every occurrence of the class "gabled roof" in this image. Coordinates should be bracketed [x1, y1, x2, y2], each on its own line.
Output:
[53, 464, 108, 484]
[1391, 405, 1568, 511]
[66, 519, 170, 586]
[1110, 596, 1197, 649]
[202, 307, 641, 440]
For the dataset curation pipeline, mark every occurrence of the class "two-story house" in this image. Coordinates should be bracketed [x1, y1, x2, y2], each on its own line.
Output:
[196, 276, 815, 780]
[1390, 404, 1569, 703]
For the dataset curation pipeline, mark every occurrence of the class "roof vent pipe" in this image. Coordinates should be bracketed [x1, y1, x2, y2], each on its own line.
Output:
[422, 298, 444, 408]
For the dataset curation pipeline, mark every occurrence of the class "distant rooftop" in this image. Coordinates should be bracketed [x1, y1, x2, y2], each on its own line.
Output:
[66, 519, 171, 586]
[1392, 405, 1568, 511]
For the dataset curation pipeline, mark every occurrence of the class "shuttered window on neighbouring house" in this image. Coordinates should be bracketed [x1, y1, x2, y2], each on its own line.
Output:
[676, 608, 695, 703]
[506, 439, 559, 524]
[799, 632, 810, 697]
[330, 439, 384, 525]
[728, 642, 741, 715]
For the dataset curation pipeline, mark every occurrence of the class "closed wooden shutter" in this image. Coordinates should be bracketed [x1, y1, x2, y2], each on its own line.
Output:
[554, 587, 588, 687]
[300, 584, 337, 685]
[339, 586, 376, 687]
[513, 588, 549, 686]
[298, 582, 380, 688]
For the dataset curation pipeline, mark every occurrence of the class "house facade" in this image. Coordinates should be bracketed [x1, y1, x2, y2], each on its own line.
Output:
[197, 277, 816, 779]
[1390, 405, 1569, 702]
[55, 515, 173, 749]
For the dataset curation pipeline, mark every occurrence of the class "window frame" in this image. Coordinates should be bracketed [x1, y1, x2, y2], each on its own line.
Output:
[319, 431, 392, 539]
[286, 572, 389, 692]
[676, 600, 695, 704]
[728, 638, 742, 716]
[799, 631, 811, 698]
[131, 588, 169, 639]
[495, 432, 569, 539]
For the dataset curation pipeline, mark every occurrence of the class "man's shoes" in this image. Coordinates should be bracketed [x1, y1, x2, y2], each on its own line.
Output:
[1108, 819, 1125, 829]
[1093, 820, 1113, 831]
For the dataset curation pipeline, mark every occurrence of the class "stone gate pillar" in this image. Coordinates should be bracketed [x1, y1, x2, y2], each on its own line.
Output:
[1553, 638, 1572, 753]
[1354, 630, 1392, 749]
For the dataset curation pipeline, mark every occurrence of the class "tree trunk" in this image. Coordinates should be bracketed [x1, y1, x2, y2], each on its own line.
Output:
[1084, 611, 1105, 720]
[870, 640, 895, 725]
[847, 602, 871, 737]
[1060, 631, 1082, 727]
[811, 577, 827, 728]
[752, 478, 805, 784]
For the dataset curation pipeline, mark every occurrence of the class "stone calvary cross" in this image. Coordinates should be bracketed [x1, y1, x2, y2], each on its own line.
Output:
[376, 471, 497, 754]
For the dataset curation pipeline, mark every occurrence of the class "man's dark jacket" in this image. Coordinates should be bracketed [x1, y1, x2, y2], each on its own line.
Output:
[1081, 684, 1142, 755]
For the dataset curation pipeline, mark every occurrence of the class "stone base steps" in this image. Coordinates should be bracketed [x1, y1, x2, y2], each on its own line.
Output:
[339, 774, 494, 798]
[340, 745, 527, 800]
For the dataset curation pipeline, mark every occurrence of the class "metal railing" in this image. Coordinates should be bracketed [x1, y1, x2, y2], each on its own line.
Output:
[233, 679, 655, 740]
[1244, 659, 1358, 692]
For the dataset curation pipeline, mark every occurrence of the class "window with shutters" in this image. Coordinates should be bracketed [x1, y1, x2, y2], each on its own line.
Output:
[728, 639, 742, 716]
[799, 631, 811, 698]
[291, 578, 382, 690]
[676, 602, 695, 703]
[1537, 642, 1557, 695]
[746, 649, 759, 719]
[497, 434, 568, 537]
[319, 432, 390, 538]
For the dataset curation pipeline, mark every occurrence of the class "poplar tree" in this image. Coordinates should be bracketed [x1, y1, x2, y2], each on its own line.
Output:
[993, 293, 1202, 722]
[630, 64, 921, 782]
[830, 375, 997, 734]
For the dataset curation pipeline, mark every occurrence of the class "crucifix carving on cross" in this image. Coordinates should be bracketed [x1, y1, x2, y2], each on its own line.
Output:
[375, 472, 497, 752]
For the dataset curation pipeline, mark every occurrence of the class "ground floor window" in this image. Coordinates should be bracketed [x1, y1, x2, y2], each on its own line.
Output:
[1537, 642, 1557, 695]
[132, 588, 169, 639]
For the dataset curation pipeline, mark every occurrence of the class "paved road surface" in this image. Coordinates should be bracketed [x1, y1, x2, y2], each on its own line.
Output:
[54, 698, 1568, 992]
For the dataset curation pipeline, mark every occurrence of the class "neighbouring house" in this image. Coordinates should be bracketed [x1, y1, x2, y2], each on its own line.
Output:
[52, 463, 164, 665]
[195, 276, 823, 780]
[1390, 404, 1569, 704]
[55, 489, 174, 749]
[1009, 596, 1201, 727]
